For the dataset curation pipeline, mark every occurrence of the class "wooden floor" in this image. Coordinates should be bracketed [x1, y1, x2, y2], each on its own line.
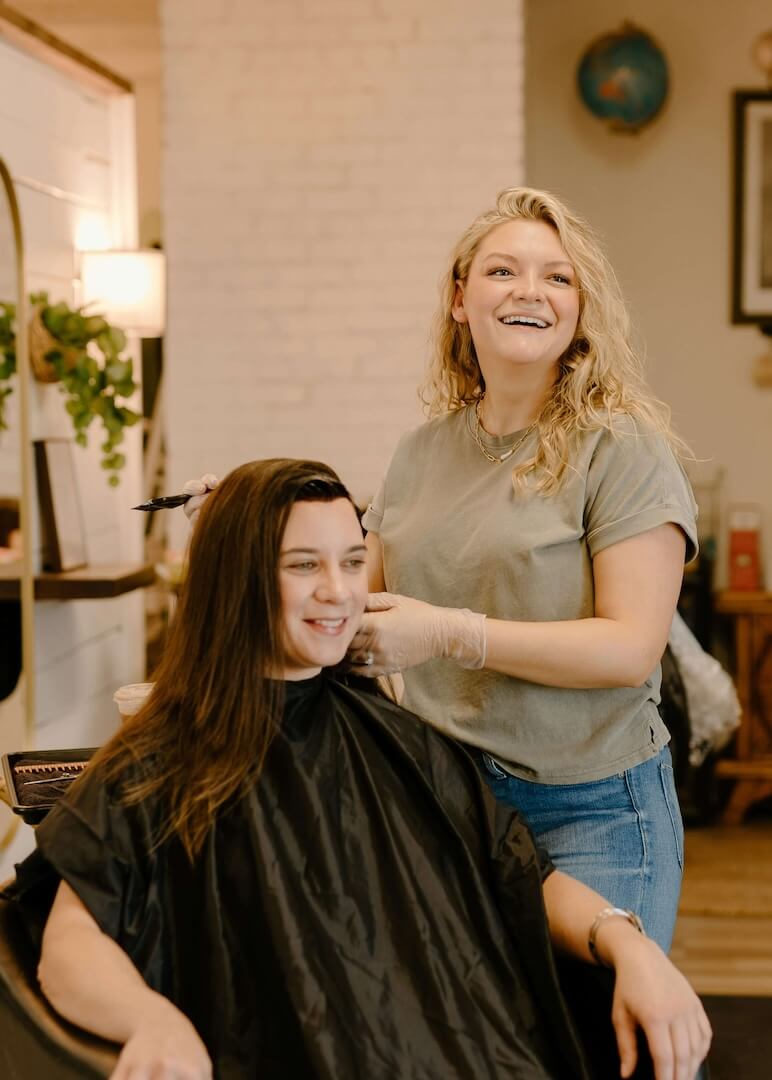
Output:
[671, 820, 772, 996]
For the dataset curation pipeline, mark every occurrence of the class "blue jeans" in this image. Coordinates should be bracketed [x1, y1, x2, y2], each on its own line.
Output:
[479, 746, 684, 952]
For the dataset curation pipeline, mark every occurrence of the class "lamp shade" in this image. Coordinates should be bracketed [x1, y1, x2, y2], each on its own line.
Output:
[79, 250, 165, 336]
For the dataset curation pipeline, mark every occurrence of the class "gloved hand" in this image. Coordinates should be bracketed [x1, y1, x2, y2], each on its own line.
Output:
[347, 592, 487, 676]
[182, 474, 219, 526]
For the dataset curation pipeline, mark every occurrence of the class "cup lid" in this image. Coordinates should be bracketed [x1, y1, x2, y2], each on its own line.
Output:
[112, 683, 154, 716]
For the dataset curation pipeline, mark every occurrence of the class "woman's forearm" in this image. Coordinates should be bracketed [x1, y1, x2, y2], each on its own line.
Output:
[40, 881, 175, 1043]
[483, 525, 685, 688]
[353, 525, 685, 688]
[361, 522, 662, 687]
[543, 869, 712, 1077]
[542, 869, 648, 966]
[484, 615, 657, 688]
[544, 872, 712, 1075]
[41, 883, 212, 1077]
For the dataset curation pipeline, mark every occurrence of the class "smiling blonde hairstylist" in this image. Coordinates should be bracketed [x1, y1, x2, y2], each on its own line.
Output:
[348, 188, 697, 954]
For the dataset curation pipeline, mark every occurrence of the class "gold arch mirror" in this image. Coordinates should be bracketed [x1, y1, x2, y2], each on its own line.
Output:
[0, 156, 34, 856]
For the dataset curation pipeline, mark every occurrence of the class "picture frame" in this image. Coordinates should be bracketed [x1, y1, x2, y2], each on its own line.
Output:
[732, 89, 772, 326]
[33, 438, 88, 572]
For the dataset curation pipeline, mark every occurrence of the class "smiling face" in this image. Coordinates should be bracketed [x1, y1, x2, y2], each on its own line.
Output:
[278, 498, 368, 680]
[452, 219, 580, 384]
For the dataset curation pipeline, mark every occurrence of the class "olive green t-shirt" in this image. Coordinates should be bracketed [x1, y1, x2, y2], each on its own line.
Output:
[361, 407, 698, 784]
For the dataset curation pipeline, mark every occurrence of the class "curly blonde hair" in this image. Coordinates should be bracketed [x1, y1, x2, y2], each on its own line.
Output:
[423, 187, 685, 493]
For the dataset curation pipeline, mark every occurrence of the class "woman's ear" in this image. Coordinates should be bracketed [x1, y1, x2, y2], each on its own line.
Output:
[451, 280, 468, 324]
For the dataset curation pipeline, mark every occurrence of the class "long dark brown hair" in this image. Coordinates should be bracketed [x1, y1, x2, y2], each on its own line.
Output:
[94, 458, 356, 859]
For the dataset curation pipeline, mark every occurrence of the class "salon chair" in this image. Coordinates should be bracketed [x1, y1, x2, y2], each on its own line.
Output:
[0, 887, 118, 1078]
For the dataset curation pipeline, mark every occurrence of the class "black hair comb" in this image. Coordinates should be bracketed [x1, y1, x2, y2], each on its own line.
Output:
[133, 493, 192, 512]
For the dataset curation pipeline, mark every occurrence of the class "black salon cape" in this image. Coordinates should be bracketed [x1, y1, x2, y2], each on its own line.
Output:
[9, 675, 590, 1079]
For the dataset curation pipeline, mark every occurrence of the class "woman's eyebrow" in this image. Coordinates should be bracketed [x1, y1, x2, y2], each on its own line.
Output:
[480, 252, 573, 269]
[281, 544, 368, 555]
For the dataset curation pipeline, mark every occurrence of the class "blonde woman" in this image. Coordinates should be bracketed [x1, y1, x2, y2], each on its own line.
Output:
[349, 188, 698, 953]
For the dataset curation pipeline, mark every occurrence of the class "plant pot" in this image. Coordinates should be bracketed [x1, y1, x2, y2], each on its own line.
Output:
[29, 307, 80, 383]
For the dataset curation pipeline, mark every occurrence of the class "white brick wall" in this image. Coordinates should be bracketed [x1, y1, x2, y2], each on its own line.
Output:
[161, 0, 524, 542]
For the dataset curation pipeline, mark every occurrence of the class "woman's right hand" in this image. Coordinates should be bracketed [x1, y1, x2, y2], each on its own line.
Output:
[111, 998, 213, 1079]
[182, 474, 219, 526]
[347, 592, 487, 675]
[608, 935, 711, 1080]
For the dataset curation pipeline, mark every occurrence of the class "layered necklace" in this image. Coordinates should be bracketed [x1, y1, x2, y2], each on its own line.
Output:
[471, 396, 537, 464]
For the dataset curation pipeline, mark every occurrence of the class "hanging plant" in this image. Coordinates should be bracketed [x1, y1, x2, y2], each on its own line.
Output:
[0, 292, 141, 486]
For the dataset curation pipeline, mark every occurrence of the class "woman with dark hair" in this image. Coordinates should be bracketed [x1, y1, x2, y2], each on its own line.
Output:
[10, 459, 709, 1080]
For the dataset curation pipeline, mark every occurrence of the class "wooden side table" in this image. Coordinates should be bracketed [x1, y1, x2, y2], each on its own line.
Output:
[714, 590, 772, 823]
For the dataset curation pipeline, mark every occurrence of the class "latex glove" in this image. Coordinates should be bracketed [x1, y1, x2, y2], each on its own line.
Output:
[608, 936, 712, 1080]
[110, 998, 213, 1079]
[182, 474, 219, 526]
[348, 592, 486, 676]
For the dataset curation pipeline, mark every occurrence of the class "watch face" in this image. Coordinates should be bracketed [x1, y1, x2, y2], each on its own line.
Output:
[588, 907, 645, 966]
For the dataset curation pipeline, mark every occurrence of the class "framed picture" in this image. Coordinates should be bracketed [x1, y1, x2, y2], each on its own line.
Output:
[732, 89, 772, 326]
[33, 439, 88, 572]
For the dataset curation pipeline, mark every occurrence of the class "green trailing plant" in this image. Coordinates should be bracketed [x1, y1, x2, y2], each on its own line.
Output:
[0, 292, 141, 486]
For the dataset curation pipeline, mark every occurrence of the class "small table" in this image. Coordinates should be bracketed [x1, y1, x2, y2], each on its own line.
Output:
[714, 590, 772, 824]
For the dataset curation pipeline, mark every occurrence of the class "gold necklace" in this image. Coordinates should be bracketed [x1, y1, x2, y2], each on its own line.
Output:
[472, 398, 537, 464]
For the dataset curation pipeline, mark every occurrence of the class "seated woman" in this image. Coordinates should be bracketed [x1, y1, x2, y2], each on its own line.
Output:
[7, 460, 709, 1080]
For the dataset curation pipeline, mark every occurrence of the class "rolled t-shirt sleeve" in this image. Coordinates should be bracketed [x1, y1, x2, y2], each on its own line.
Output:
[584, 423, 698, 563]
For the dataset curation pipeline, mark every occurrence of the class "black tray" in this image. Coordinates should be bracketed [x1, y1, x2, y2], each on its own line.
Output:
[1, 748, 97, 825]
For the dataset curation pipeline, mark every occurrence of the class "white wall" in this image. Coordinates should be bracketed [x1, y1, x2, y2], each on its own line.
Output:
[12, 0, 162, 245]
[161, 0, 525, 547]
[525, 0, 772, 584]
[0, 37, 144, 875]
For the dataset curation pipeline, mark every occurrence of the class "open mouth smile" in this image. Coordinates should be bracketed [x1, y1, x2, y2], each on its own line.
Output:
[304, 617, 349, 635]
[499, 315, 550, 329]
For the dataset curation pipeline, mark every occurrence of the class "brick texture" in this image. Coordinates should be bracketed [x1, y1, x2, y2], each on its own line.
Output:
[161, 0, 524, 538]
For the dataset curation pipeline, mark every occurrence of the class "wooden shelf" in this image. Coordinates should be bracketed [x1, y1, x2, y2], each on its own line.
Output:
[0, 562, 155, 600]
[715, 590, 772, 616]
[715, 757, 772, 779]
